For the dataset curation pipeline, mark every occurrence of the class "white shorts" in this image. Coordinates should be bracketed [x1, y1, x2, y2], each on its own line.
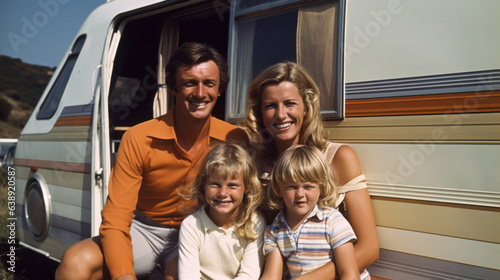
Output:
[131, 211, 179, 277]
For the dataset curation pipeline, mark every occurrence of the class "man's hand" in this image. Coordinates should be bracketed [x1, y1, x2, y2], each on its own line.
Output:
[116, 274, 137, 280]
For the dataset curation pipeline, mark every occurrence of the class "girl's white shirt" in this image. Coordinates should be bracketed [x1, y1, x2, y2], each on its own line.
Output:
[178, 207, 266, 280]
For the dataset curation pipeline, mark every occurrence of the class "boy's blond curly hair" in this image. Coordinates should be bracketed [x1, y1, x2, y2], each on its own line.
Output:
[268, 145, 338, 210]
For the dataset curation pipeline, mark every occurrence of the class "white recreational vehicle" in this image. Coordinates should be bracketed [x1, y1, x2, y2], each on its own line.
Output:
[14, 0, 500, 279]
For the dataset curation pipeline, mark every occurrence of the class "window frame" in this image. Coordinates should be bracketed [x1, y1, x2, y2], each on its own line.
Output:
[226, 0, 346, 121]
[37, 35, 87, 120]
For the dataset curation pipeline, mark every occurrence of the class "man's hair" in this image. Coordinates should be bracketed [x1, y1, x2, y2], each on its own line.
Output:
[165, 42, 229, 93]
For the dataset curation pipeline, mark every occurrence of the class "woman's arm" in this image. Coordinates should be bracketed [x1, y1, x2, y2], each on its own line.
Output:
[332, 145, 379, 270]
[343, 189, 379, 269]
[334, 242, 360, 280]
[260, 248, 283, 280]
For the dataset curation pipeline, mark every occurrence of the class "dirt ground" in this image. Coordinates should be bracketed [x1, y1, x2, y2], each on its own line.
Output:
[0, 241, 58, 280]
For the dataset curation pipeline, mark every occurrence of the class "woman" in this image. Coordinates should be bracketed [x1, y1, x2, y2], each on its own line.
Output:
[245, 62, 379, 279]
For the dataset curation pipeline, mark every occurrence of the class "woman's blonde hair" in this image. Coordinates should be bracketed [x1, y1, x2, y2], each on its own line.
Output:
[245, 62, 329, 158]
[183, 143, 263, 240]
[268, 145, 337, 210]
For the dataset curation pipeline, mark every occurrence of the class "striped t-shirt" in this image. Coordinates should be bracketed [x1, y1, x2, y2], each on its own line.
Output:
[264, 206, 371, 279]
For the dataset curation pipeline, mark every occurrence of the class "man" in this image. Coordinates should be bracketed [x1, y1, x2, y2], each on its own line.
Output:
[55, 42, 247, 280]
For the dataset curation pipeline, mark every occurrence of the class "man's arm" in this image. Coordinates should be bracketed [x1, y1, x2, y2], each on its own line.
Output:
[100, 130, 144, 279]
[116, 274, 137, 280]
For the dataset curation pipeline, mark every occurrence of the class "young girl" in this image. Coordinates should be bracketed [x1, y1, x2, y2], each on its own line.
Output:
[178, 143, 266, 280]
[261, 145, 370, 280]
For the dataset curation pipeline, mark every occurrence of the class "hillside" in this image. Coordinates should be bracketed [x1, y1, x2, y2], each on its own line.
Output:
[0, 55, 54, 138]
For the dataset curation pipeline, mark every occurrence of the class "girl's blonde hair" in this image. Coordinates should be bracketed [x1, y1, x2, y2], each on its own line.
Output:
[184, 143, 263, 240]
[245, 62, 329, 159]
[268, 145, 337, 210]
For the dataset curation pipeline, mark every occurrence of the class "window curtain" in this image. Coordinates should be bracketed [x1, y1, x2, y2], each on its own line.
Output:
[233, 20, 256, 116]
[153, 20, 179, 118]
[297, 1, 338, 110]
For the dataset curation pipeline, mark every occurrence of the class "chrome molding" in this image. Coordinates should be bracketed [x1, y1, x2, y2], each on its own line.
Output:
[368, 182, 500, 208]
[23, 173, 52, 241]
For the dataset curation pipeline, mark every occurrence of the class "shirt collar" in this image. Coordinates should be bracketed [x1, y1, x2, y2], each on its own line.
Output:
[147, 109, 176, 140]
[275, 205, 324, 227]
[310, 205, 325, 221]
[146, 108, 232, 142]
[198, 207, 234, 233]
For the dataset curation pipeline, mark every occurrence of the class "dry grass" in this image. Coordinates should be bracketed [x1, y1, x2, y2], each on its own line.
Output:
[0, 93, 31, 139]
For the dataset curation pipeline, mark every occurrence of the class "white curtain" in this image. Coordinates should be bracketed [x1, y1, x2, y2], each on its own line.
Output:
[297, 1, 337, 110]
[233, 20, 256, 116]
[153, 20, 179, 118]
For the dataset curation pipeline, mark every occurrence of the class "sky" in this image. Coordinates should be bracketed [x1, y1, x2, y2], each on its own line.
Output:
[0, 0, 105, 68]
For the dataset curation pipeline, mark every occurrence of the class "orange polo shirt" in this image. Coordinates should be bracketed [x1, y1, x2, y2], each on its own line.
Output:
[99, 109, 247, 279]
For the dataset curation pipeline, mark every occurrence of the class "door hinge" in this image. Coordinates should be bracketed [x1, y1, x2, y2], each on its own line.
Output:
[95, 167, 103, 188]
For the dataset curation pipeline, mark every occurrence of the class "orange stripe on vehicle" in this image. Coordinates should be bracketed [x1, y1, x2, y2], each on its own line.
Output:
[54, 115, 92, 126]
[14, 158, 91, 173]
[346, 91, 500, 117]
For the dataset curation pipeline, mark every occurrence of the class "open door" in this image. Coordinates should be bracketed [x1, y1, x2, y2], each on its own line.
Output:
[90, 63, 104, 236]
[96, 1, 232, 233]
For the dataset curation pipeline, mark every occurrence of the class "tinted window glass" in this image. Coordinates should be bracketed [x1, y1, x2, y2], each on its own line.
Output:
[37, 35, 86, 119]
[250, 11, 297, 78]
